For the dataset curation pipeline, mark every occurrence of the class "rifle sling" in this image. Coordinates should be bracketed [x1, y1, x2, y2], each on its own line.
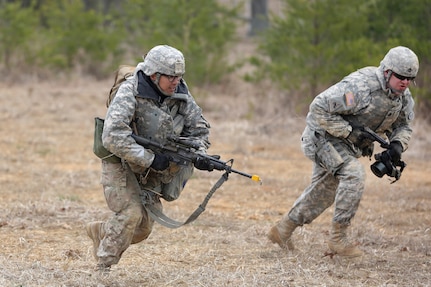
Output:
[144, 171, 229, 229]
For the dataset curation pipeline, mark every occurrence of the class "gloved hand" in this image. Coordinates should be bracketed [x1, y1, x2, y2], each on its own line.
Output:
[194, 155, 220, 171]
[376, 150, 395, 175]
[387, 141, 403, 163]
[150, 153, 170, 171]
[347, 128, 367, 143]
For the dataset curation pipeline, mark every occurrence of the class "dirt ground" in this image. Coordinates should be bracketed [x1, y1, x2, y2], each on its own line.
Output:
[0, 76, 430, 287]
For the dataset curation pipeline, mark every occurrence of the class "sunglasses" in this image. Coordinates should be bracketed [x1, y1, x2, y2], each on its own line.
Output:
[392, 72, 415, 81]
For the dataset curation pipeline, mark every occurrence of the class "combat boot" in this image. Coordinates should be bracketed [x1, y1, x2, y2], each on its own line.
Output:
[267, 218, 298, 250]
[86, 221, 105, 260]
[328, 222, 363, 258]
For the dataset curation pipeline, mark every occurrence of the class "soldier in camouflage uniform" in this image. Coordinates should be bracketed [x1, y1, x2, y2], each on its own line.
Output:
[268, 46, 419, 257]
[86, 45, 212, 271]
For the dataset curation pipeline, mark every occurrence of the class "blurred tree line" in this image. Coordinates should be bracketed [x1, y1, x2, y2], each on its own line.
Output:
[250, 0, 431, 115]
[0, 0, 430, 115]
[0, 0, 240, 85]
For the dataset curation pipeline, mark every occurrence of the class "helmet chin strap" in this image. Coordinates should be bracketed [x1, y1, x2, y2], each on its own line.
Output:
[153, 73, 174, 96]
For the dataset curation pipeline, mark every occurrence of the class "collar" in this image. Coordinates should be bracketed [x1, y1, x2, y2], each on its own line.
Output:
[135, 70, 189, 102]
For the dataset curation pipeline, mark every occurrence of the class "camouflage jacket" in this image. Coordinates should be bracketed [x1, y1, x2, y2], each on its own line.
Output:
[305, 65, 414, 154]
[102, 63, 210, 168]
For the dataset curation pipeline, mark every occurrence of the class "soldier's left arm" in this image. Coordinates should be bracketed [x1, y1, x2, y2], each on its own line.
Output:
[388, 92, 415, 151]
[178, 91, 211, 152]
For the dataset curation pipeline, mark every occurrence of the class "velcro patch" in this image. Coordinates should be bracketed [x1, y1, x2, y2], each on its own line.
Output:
[407, 111, 415, 121]
[174, 61, 184, 75]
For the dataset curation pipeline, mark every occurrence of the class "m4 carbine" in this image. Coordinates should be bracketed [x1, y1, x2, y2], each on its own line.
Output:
[131, 134, 261, 183]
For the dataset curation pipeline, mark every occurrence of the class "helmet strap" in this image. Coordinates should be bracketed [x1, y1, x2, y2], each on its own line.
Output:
[384, 70, 392, 83]
[153, 73, 161, 85]
[153, 73, 174, 97]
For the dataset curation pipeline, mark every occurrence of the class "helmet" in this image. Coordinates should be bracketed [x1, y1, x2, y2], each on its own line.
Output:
[142, 45, 185, 76]
[380, 46, 419, 77]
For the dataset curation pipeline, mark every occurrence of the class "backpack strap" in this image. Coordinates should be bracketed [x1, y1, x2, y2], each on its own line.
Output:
[107, 65, 136, 107]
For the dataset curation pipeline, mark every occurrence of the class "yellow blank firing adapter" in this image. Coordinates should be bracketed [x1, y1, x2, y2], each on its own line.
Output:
[251, 174, 262, 184]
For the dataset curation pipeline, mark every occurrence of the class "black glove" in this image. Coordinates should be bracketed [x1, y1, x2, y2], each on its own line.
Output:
[194, 155, 220, 171]
[377, 150, 395, 175]
[150, 153, 170, 171]
[387, 141, 403, 163]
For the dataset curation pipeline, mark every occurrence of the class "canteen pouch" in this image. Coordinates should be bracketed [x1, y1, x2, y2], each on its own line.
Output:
[93, 117, 121, 163]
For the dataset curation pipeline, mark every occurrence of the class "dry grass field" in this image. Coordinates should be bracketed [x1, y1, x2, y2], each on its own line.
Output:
[0, 72, 430, 287]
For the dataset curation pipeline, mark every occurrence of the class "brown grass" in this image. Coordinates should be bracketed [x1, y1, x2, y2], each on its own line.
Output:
[0, 72, 430, 287]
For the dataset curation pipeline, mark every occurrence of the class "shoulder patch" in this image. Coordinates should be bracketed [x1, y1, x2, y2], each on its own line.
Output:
[344, 92, 355, 106]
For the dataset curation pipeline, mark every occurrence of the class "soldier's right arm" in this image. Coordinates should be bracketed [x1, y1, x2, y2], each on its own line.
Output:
[102, 80, 155, 167]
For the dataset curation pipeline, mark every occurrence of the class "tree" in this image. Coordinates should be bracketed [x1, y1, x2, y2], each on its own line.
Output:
[250, 0, 376, 103]
[366, 0, 431, 110]
[0, 1, 39, 69]
[249, 0, 269, 36]
[249, 0, 431, 114]
[120, 0, 241, 87]
[37, 0, 122, 76]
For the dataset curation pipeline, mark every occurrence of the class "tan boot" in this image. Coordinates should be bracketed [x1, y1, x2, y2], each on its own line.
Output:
[86, 221, 105, 260]
[328, 222, 363, 258]
[267, 218, 298, 250]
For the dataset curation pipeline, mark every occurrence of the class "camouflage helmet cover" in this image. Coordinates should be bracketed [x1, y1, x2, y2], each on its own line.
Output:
[142, 45, 185, 76]
[380, 46, 419, 77]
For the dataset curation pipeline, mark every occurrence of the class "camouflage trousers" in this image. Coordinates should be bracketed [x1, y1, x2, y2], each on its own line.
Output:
[287, 127, 366, 225]
[96, 160, 193, 267]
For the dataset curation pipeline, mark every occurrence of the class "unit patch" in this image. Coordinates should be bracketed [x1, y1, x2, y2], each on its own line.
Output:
[407, 111, 415, 121]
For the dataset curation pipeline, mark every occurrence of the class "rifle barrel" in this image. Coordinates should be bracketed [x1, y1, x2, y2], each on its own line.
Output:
[231, 168, 261, 183]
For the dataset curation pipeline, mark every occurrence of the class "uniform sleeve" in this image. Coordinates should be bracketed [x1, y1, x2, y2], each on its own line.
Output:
[102, 80, 155, 167]
[389, 92, 414, 151]
[180, 92, 211, 152]
[307, 81, 363, 138]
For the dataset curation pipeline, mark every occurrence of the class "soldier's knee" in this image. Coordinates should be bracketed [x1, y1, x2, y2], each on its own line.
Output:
[340, 158, 365, 181]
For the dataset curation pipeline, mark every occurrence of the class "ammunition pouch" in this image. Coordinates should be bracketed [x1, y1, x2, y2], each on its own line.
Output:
[93, 117, 121, 163]
[314, 133, 344, 175]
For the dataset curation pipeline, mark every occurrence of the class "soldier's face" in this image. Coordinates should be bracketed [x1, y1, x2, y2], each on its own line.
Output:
[386, 70, 414, 95]
[159, 74, 182, 95]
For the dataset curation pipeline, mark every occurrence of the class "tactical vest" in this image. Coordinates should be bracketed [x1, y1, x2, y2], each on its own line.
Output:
[133, 72, 188, 145]
[345, 93, 402, 132]
[134, 95, 187, 143]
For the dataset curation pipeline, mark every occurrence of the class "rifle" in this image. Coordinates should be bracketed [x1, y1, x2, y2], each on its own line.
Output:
[360, 126, 406, 183]
[131, 133, 261, 229]
[131, 134, 261, 183]
[361, 126, 390, 149]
